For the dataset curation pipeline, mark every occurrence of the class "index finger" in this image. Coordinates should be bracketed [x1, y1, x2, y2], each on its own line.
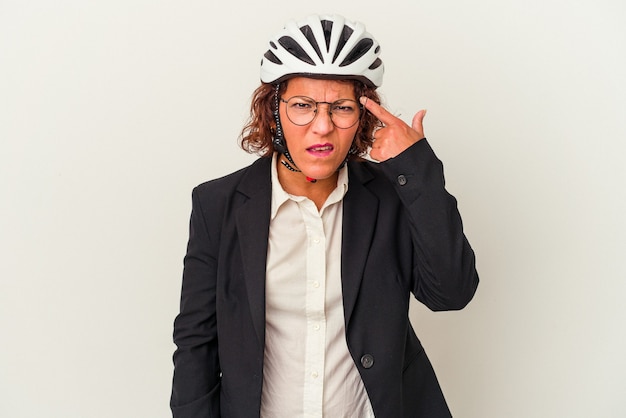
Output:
[359, 96, 401, 126]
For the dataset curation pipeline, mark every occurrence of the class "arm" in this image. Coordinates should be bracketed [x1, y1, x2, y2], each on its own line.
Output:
[381, 139, 478, 310]
[171, 187, 221, 417]
[361, 98, 479, 310]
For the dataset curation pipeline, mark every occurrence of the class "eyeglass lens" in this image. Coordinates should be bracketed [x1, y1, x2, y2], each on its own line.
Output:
[283, 96, 360, 129]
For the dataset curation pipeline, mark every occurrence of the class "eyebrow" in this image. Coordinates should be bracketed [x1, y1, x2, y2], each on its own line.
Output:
[284, 95, 357, 102]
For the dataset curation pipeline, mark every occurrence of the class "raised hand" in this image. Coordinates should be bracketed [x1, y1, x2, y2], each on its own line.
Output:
[360, 97, 426, 162]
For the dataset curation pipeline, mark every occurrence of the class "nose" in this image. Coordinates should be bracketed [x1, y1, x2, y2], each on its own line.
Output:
[310, 103, 334, 134]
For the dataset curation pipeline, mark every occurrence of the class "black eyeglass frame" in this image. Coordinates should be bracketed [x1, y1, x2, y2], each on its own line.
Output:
[279, 96, 363, 129]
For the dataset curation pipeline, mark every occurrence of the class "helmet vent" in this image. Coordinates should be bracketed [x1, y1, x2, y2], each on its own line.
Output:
[320, 19, 334, 52]
[264, 50, 282, 65]
[332, 25, 354, 63]
[279, 36, 316, 65]
[300, 25, 324, 62]
[369, 58, 383, 70]
[339, 38, 373, 67]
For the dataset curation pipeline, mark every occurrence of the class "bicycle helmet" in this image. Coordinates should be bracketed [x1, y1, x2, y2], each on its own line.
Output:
[260, 14, 384, 88]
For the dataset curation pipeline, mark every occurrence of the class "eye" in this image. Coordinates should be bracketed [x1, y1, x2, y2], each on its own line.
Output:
[289, 97, 315, 112]
[332, 100, 357, 114]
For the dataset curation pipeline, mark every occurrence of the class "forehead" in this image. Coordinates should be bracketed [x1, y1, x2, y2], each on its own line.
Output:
[284, 77, 356, 100]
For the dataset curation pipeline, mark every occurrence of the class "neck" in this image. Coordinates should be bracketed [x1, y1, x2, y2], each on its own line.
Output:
[276, 157, 338, 210]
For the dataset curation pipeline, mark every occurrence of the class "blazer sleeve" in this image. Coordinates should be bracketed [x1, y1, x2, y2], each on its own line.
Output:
[170, 186, 221, 417]
[379, 139, 479, 311]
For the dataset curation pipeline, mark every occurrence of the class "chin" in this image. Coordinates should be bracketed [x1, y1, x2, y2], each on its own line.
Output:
[297, 155, 347, 180]
[305, 167, 341, 181]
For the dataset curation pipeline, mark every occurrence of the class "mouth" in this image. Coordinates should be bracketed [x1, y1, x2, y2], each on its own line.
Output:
[306, 144, 334, 156]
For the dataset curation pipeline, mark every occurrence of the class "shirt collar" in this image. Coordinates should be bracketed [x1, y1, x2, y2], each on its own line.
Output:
[270, 153, 349, 219]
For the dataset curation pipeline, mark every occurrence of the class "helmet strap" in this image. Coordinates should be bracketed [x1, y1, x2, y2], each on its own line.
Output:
[272, 83, 287, 154]
[273, 83, 302, 173]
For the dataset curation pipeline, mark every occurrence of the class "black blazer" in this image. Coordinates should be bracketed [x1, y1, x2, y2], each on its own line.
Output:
[171, 139, 479, 418]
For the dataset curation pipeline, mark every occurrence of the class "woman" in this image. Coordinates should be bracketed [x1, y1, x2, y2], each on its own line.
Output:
[171, 14, 478, 418]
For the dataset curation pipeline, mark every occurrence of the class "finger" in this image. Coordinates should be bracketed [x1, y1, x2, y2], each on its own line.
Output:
[411, 109, 427, 136]
[359, 96, 401, 126]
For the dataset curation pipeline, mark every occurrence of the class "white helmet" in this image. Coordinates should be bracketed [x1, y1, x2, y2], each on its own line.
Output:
[260, 14, 384, 88]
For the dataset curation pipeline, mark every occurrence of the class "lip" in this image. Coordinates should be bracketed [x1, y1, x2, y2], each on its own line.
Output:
[306, 143, 334, 157]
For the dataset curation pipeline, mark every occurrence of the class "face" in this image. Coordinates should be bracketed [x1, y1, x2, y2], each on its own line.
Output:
[279, 77, 359, 181]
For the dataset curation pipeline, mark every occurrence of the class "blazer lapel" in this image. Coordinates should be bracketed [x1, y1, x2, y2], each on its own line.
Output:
[235, 158, 272, 346]
[341, 163, 379, 327]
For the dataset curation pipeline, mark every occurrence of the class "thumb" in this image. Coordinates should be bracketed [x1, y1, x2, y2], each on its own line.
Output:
[411, 109, 427, 137]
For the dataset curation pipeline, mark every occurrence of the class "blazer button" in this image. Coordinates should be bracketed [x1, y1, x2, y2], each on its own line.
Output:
[397, 175, 407, 186]
[361, 354, 374, 369]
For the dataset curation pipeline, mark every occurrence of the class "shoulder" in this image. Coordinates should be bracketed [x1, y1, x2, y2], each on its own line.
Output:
[350, 140, 444, 193]
[347, 157, 392, 191]
[193, 157, 272, 198]
[346, 158, 403, 208]
[187, 157, 272, 225]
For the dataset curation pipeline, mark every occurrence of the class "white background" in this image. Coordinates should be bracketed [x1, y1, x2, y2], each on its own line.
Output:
[1, 1, 625, 417]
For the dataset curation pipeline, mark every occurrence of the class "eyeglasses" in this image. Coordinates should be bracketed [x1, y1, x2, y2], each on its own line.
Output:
[280, 96, 361, 129]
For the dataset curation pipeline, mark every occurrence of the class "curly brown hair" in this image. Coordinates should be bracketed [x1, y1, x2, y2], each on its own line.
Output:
[239, 79, 382, 158]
